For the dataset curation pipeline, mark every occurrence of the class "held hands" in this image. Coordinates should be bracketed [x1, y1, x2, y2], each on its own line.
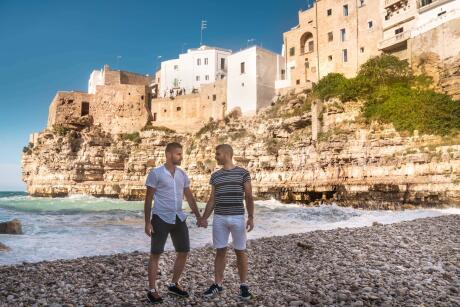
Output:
[197, 217, 208, 228]
[246, 217, 254, 232]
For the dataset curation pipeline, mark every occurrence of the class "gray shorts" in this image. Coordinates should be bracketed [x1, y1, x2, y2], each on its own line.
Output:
[150, 215, 190, 254]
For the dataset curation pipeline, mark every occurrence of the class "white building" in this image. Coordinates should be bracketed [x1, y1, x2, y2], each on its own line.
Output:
[88, 67, 105, 94]
[227, 46, 285, 115]
[159, 45, 232, 96]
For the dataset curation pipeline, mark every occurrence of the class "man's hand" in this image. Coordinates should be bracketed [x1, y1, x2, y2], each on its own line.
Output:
[145, 223, 154, 237]
[197, 218, 208, 228]
[246, 217, 254, 232]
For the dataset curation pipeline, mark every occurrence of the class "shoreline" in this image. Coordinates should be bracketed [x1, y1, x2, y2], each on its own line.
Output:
[1, 215, 459, 306]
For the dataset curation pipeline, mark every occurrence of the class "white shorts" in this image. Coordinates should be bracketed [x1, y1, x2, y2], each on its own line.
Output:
[212, 214, 247, 250]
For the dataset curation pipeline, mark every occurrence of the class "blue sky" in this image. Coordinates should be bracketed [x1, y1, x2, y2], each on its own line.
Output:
[0, 0, 311, 191]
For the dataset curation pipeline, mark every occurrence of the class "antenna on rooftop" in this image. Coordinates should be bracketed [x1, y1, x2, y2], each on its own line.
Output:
[200, 20, 207, 46]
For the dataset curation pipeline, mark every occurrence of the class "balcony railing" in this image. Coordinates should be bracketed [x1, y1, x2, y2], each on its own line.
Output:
[384, 0, 405, 8]
[378, 30, 411, 50]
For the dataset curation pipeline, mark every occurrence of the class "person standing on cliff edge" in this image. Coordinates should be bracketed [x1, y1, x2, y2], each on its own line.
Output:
[199, 143, 255, 300]
[143, 142, 203, 304]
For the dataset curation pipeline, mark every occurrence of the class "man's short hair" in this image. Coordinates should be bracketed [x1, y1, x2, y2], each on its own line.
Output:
[216, 144, 233, 157]
[165, 142, 182, 153]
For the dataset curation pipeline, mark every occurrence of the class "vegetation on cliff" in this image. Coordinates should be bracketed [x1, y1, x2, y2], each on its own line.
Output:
[313, 54, 460, 136]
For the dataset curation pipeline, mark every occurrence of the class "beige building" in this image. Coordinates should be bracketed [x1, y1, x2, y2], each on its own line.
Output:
[283, 0, 383, 88]
[48, 65, 153, 134]
[150, 79, 227, 132]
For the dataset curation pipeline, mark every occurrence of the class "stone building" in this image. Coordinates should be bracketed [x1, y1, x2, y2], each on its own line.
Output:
[151, 79, 227, 132]
[227, 46, 285, 115]
[282, 0, 459, 97]
[282, 0, 383, 89]
[48, 65, 153, 135]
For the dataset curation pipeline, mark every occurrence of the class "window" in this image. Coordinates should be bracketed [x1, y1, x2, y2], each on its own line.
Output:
[342, 49, 348, 62]
[177, 107, 181, 111]
[420, 0, 432, 7]
[327, 9, 332, 16]
[368, 21, 373, 29]
[328, 32, 333, 42]
[343, 5, 348, 16]
[305, 59, 309, 68]
[328, 55, 332, 61]
[81, 102, 89, 116]
[340, 28, 346, 41]
[153, 113, 157, 121]
[241, 82, 244, 87]
[197, 58, 201, 65]
[308, 41, 314, 52]
[220, 58, 225, 69]
[141, 95, 144, 100]
[240, 62, 245, 74]
[359, 0, 365, 6]
[196, 75, 200, 81]
[205, 75, 209, 81]
[204, 58, 208, 65]
[289, 47, 295, 56]
[173, 65, 179, 70]
[395, 27, 404, 34]
[360, 47, 365, 53]
[212, 94, 216, 101]
[296, 79, 300, 85]
[281, 69, 286, 80]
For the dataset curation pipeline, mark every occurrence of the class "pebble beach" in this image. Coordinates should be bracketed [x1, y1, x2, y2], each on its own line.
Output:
[1, 214, 459, 306]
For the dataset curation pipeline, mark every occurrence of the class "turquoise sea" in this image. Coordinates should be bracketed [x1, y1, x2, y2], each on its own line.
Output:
[0, 191, 458, 265]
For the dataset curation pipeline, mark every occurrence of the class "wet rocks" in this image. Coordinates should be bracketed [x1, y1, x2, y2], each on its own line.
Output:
[0, 242, 9, 252]
[0, 219, 23, 234]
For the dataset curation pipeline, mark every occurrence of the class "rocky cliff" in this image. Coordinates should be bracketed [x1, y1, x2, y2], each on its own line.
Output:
[22, 93, 460, 209]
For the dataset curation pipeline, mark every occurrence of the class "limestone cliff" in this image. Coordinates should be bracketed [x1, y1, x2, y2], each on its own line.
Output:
[22, 95, 460, 209]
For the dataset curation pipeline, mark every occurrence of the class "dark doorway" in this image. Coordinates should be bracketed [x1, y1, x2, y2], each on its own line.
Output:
[81, 102, 90, 116]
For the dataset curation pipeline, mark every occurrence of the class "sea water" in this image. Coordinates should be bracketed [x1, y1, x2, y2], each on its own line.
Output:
[0, 191, 458, 265]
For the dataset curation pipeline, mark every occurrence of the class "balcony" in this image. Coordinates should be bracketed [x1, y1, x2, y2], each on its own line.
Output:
[378, 30, 411, 50]
[384, 0, 405, 8]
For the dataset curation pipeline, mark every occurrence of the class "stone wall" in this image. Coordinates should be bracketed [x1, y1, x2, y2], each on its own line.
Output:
[150, 79, 226, 132]
[411, 18, 460, 99]
[48, 67, 153, 135]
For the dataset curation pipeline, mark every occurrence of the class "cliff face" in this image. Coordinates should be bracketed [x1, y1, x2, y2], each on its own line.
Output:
[22, 95, 460, 209]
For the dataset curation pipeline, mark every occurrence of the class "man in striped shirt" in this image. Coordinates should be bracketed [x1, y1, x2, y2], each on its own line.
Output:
[200, 144, 255, 300]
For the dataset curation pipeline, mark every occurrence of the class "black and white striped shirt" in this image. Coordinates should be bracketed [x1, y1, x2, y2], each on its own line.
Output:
[210, 166, 251, 216]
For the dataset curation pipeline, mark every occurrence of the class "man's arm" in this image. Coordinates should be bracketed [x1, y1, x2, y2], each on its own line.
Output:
[202, 185, 216, 221]
[244, 181, 254, 232]
[144, 186, 156, 236]
[184, 187, 201, 219]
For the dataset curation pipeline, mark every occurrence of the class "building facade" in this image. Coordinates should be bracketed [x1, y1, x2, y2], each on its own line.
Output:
[283, 0, 383, 89]
[49, 65, 153, 134]
[227, 46, 285, 115]
[159, 45, 232, 96]
[151, 79, 227, 132]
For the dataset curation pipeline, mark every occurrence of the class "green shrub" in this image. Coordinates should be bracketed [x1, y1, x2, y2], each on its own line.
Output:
[53, 125, 70, 136]
[313, 73, 349, 101]
[142, 121, 176, 134]
[357, 54, 412, 86]
[121, 132, 141, 143]
[363, 85, 460, 135]
[196, 120, 219, 136]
